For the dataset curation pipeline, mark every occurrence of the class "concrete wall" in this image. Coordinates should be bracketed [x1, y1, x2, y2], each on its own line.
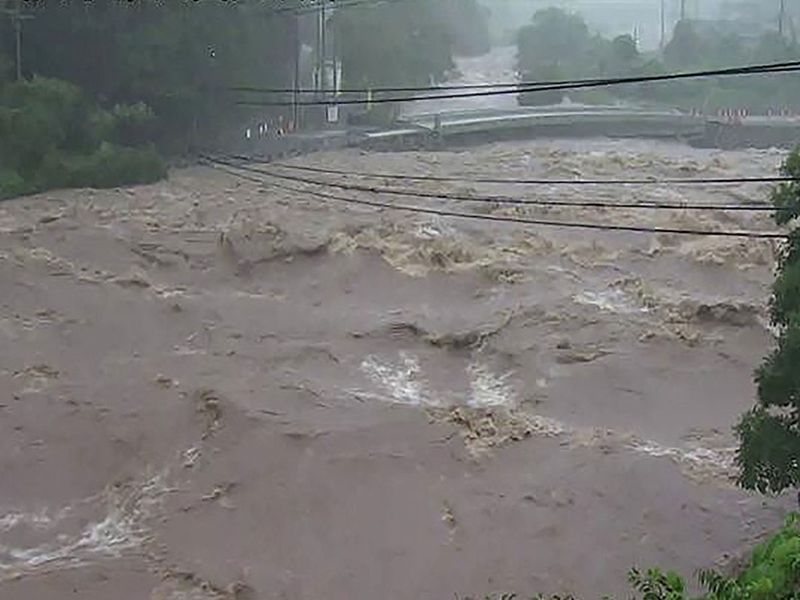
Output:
[695, 121, 800, 150]
[215, 112, 800, 164]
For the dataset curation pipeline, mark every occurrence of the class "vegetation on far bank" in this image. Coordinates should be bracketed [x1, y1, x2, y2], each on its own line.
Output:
[0, 76, 165, 200]
[516, 7, 800, 112]
[0, 0, 491, 198]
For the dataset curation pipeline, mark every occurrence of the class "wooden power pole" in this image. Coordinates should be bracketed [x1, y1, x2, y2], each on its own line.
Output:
[3, 0, 33, 80]
[292, 12, 300, 129]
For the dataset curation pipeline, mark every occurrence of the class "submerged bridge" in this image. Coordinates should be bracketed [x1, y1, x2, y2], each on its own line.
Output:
[233, 104, 800, 159]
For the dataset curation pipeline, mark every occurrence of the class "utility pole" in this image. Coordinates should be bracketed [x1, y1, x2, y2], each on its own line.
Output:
[13, 1, 21, 80]
[314, 0, 326, 125]
[317, 0, 339, 127]
[3, 0, 33, 80]
[779, 0, 786, 36]
[318, 0, 328, 100]
[292, 12, 300, 129]
[660, 0, 666, 48]
[680, 0, 686, 21]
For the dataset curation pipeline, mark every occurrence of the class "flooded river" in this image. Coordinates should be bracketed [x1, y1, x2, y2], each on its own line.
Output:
[0, 138, 794, 599]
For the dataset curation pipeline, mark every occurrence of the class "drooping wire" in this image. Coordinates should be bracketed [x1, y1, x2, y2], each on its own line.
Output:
[233, 61, 800, 107]
[230, 63, 797, 95]
[263, 158, 795, 190]
[261, 0, 413, 18]
[199, 155, 788, 239]
[224, 155, 782, 212]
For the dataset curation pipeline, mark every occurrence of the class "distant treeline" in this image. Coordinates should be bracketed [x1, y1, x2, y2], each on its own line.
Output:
[334, 0, 490, 89]
[0, 0, 490, 198]
[516, 7, 800, 112]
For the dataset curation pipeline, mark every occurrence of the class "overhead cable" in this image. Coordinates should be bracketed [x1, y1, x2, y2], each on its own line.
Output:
[262, 0, 411, 17]
[200, 156, 788, 239]
[265, 159, 796, 189]
[230, 64, 796, 95]
[225, 155, 782, 212]
[234, 61, 800, 107]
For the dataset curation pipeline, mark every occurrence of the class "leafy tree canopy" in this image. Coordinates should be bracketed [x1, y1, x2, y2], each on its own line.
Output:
[333, 0, 458, 89]
[736, 148, 800, 494]
[515, 7, 800, 111]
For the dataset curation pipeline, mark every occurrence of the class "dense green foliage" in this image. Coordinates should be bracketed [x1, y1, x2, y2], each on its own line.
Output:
[0, 76, 165, 199]
[333, 0, 490, 90]
[1, 0, 298, 152]
[335, 0, 454, 90]
[516, 8, 800, 111]
[736, 149, 800, 494]
[628, 515, 800, 600]
[0, 0, 305, 197]
[0, 0, 485, 196]
[470, 516, 800, 600]
[516, 8, 642, 106]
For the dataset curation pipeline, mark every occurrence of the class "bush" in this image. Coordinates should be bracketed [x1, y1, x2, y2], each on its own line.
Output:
[0, 168, 32, 200]
[473, 516, 800, 600]
[109, 102, 157, 147]
[77, 143, 166, 188]
[518, 64, 567, 106]
[736, 148, 800, 494]
[0, 76, 166, 199]
[35, 144, 166, 191]
[2, 76, 95, 155]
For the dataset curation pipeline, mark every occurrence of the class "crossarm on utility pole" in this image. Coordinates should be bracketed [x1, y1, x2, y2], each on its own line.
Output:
[3, 0, 34, 80]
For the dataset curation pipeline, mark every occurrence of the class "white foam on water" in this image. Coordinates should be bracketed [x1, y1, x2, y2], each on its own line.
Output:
[0, 471, 169, 581]
[0, 511, 55, 532]
[2, 510, 139, 571]
[359, 352, 438, 407]
[629, 439, 736, 473]
[556, 417, 736, 482]
[466, 363, 516, 408]
[356, 354, 733, 482]
[573, 289, 649, 314]
[757, 314, 781, 338]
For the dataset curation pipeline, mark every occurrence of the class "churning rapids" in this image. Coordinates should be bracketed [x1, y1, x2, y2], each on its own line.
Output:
[0, 138, 795, 600]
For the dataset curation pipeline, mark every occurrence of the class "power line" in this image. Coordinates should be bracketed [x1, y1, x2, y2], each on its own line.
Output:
[238, 63, 800, 106]
[262, 0, 411, 18]
[265, 159, 796, 190]
[230, 62, 800, 96]
[234, 61, 800, 107]
[231, 81, 519, 94]
[200, 156, 787, 239]
[222, 155, 781, 212]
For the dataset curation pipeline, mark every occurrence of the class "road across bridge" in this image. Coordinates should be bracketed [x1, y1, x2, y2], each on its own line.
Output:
[232, 105, 800, 159]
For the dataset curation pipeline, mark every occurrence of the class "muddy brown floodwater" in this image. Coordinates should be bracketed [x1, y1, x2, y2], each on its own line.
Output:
[0, 138, 795, 600]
